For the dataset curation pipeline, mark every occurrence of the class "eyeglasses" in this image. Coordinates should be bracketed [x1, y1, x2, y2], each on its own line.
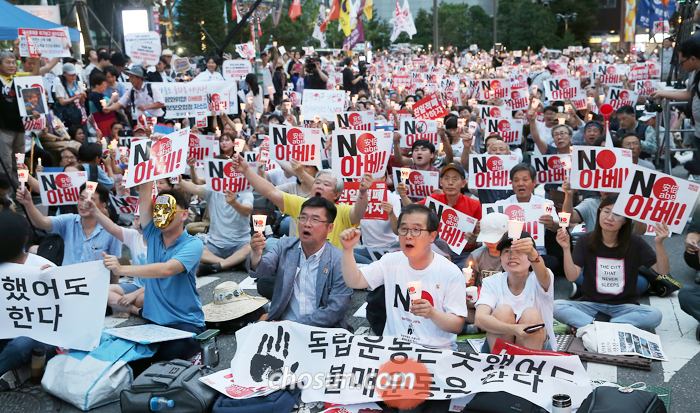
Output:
[680, 57, 690, 66]
[299, 215, 328, 225]
[622, 141, 640, 148]
[398, 227, 430, 237]
[552, 132, 571, 138]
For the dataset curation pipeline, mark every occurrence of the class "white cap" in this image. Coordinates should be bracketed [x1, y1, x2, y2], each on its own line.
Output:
[476, 212, 509, 244]
[638, 111, 657, 122]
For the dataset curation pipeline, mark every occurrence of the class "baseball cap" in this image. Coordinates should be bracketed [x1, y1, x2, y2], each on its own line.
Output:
[62, 63, 78, 75]
[133, 124, 147, 133]
[125, 66, 145, 78]
[476, 213, 509, 244]
[546, 62, 558, 71]
[496, 230, 535, 252]
[441, 163, 465, 179]
[639, 111, 657, 122]
[162, 49, 173, 56]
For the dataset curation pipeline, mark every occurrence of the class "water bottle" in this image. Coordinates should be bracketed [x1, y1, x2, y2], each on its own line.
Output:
[552, 394, 572, 413]
[149, 397, 174, 411]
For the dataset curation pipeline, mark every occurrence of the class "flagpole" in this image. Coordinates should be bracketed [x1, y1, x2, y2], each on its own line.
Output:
[433, 0, 438, 66]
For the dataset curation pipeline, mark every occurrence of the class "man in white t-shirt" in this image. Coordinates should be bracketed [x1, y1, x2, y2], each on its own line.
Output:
[340, 204, 468, 350]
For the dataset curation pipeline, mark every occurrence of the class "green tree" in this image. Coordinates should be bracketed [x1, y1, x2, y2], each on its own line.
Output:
[549, 0, 598, 48]
[258, 0, 317, 49]
[465, 6, 493, 51]
[497, 0, 558, 51]
[175, 0, 227, 55]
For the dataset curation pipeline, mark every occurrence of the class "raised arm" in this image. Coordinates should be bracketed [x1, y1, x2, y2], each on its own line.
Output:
[349, 173, 372, 225]
[15, 186, 53, 231]
[392, 132, 412, 166]
[177, 176, 207, 198]
[556, 228, 581, 282]
[84, 199, 126, 242]
[231, 153, 284, 209]
[527, 109, 549, 154]
[138, 181, 154, 228]
[651, 222, 670, 275]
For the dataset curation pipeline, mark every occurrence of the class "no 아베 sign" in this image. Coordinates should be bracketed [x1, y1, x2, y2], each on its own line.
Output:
[204, 159, 251, 194]
[269, 124, 322, 168]
[467, 154, 520, 190]
[331, 130, 392, 180]
[393, 169, 439, 199]
[124, 129, 189, 188]
[612, 164, 700, 233]
[531, 154, 571, 184]
[400, 118, 438, 148]
[37, 171, 87, 206]
[569, 146, 632, 192]
[425, 198, 477, 254]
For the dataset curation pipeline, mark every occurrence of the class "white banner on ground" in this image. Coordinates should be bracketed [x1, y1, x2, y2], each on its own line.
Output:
[269, 125, 323, 168]
[425, 198, 478, 254]
[229, 321, 592, 410]
[37, 171, 87, 206]
[124, 129, 189, 188]
[482, 202, 547, 247]
[612, 165, 700, 234]
[467, 154, 519, 190]
[151, 81, 238, 119]
[204, 159, 251, 194]
[569, 146, 633, 192]
[595, 321, 667, 361]
[331, 130, 392, 179]
[301, 90, 347, 121]
[0, 261, 109, 351]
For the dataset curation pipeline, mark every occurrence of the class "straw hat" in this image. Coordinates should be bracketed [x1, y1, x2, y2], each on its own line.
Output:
[202, 281, 268, 322]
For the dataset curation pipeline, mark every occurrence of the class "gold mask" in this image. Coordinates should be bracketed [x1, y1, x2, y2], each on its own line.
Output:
[153, 194, 182, 229]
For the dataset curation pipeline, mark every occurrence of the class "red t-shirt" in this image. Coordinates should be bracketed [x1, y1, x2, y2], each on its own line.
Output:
[419, 193, 482, 248]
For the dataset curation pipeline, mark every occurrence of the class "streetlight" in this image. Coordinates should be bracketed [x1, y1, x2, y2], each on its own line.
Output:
[238, 0, 275, 90]
[556, 13, 578, 33]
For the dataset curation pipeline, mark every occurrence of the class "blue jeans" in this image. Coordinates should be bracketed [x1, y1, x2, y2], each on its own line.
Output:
[0, 337, 57, 376]
[353, 248, 373, 265]
[574, 270, 649, 295]
[679, 286, 700, 323]
[553, 300, 662, 331]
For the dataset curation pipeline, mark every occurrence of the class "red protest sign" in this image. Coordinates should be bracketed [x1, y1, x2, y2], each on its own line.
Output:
[425, 197, 478, 254]
[269, 125, 322, 167]
[204, 159, 251, 194]
[412, 93, 449, 120]
[400, 118, 438, 149]
[392, 169, 439, 200]
[124, 129, 189, 188]
[331, 130, 392, 180]
[531, 154, 571, 184]
[338, 181, 388, 220]
[467, 154, 520, 190]
[612, 165, 700, 234]
[37, 171, 87, 206]
[569, 146, 633, 192]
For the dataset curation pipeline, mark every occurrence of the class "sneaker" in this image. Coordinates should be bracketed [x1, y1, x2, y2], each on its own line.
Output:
[569, 282, 582, 299]
[0, 365, 30, 391]
[197, 263, 219, 277]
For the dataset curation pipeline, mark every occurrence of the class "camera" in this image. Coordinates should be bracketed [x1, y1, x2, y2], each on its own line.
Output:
[118, 130, 129, 137]
[306, 58, 319, 73]
[645, 98, 663, 113]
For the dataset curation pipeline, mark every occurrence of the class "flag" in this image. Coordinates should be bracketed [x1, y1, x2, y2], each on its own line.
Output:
[364, 0, 373, 19]
[313, 5, 328, 47]
[339, 0, 352, 36]
[223, 1, 228, 25]
[289, 0, 302, 22]
[328, 0, 340, 20]
[232, 0, 241, 23]
[342, 19, 364, 51]
[402, 0, 416, 38]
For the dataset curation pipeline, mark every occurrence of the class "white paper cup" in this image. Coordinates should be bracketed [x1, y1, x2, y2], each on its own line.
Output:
[462, 268, 473, 284]
[85, 181, 98, 194]
[17, 169, 29, 183]
[234, 138, 246, 152]
[543, 202, 554, 216]
[406, 281, 422, 305]
[468, 121, 478, 134]
[400, 168, 411, 184]
[252, 215, 267, 233]
[259, 150, 269, 163]
[15, 153, 25, 165]
[558, 212, 571, 228]
[508, 220, 524, 240]
[466, 286, 478, 304]
[234, 124, 243, 132]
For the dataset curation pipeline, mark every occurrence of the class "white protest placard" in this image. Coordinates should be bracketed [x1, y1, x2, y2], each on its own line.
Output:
[331, 130, 392, 180]
[604, 87, 638, 110]
[124, 129, 189, 188]
[229, 321, 592, 409]
[301, 89, 347, 121]
[14, 75, 48, 117]
[612, 165, 700, 234]
[188, 134, 216, 161]
[399, 118, 438, 149]
[335, 110, 375, 131]
[129, 41, 162, 66]
[109, 193, 139, 216]
[338, 181, 388, 220]
[236, 42, 256, 59]
[37, 171, 87, 206]
[18, 28, 70, 58]
[204, 158, 251, 194]
[476, 104, 512, 120]
[483, 202, 547, 246]
[172, 57, 191, 73]
[222, 59, 253, 81]
[151, 81, 238, 119]
[0, 261, 109, 351]
[392, 168, 439, 199]
[569, 146, 633, 192]
[467, 154, 520, 190]
[22, 115, 46, 132]
[425, 198, 478, 254]
[531, 154, 570, 184]
[269, 124, 323, 168]
[506, 88, 529, 111]
[635, 80, 655, 98]
[595, 321, 667, 361]
[105, 324, 196, 344]
[543, 77, 581, 101]
[124, 32, 161, 61]
[483, 117, 524, 145]
[473, 79, 511, 100]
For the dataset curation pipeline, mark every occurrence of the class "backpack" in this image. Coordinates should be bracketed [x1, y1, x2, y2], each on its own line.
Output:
[366, 284, 386, 336]
[459, 391, 547, 413]
[577, 386, 667, 413]
[36, 234, 64, 266]
[120, 359, 217, 413]
[130, 83, 166, 117]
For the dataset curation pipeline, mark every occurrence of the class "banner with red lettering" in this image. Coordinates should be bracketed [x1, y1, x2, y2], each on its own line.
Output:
[612, 165, 700, 234]
[412, 93, 449, 120]
[635, 80, 655, 98]
[543, 77, 581, 102]
[269, 124, 322, 168]
[335, 110, 375, 131]
[124, 129, 189, 188]
[569, 146, 633, 192]
[337, 181, 388, 220]
[467, 154, 520, 190]
[531, 154, 571, 184]
[483, 202, 546, 247]
[399, 118, 438, 148]
[109, 193, 139, 215]
[188, 134, 216, 161]
[37, 171, 87, 206]
[331, 130, 392, 180]
[391, 75, 413, 90]
[425, 198, 478, 254]
[392, 169, 439, 199]
[483, 118, 524, 145]
[473, 79, 511, 100]
[23, 115, 46, 132]
[604, 87, 639, 110]
[476, 104, 511, 120]
[204, 159, 251, 194]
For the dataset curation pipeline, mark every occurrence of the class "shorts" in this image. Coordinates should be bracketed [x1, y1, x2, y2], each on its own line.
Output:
[204, 239, 249, 259]
[480, 334, 553, 354]
[118, 282, 140, 295]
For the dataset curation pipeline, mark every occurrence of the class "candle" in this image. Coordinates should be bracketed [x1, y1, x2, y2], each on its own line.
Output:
[462, 261, 473, 284]
[174, 122, 181, 130]
[599, 94, 605, 103]
[267, 86, 274, 95]
[37, 157, 42, 166]
[234, 123, 243, 132]
[101, 138, 107, 149]
[151, 117, 157, 125]
[123, 169, 128, 181]
[111, 139, 118, 149]
[299, 115, 304, 123]
[558, 118, 565, 125]
[240, 102, 246, 111]
[323, 124, 329, 135]
[264, 98, 270, 108]
[111, 91, 118, 100]
[273, 41, 278, 48]
[255, 112, 262, 121]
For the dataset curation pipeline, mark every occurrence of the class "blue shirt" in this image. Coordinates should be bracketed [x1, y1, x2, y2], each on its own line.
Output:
[82, 164, 115, 189]
[104, 83, 127, 99]
[282, 243, 324, 322]
[141, 221, 205, 327]
[48, 214, 122, 266]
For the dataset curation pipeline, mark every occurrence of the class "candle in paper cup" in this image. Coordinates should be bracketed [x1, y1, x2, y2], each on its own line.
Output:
[531, 98, 540, 109]
[323, 124, 329, 135]
[85, 181, 98, 195]
[101, 138, 107, 149]
[273, 41, 278, 48]
[466, 286, 478, 304]
[259, 150, 269, 163]
[17, 169, 28, 190]
[267, 86, 274, 95]
[599, 94, 605, 103]
[558, 118, 565, 125]
[468, 121, 478, 134]
[400, 167, 411, 184]
[111, 91, 118, 100]
[240, 102, 246, 111]
[314, 115, 320, 123]
[123, 169, 128, 181]
[234, 138, 245, 153]
[557, 106, 564, 113]
[175, 122, 181, 130]
[564, 104, 571, 113]
[101, 98, 108, 107]
[151, 117, 157, 125]
[508, 220, 524, 240]
[299, 115, 304, 123]
[252, 215, 267, 233]
[462, 261, 474, 284]
[543, 202, 554, 216]
[120, 147, 128, 158]
[264, 98, 270, 108]
[234, 123, 243, 132]
[255, 112, 262, 121]
[439, 142, 444, 153]
[558, 212, 571, 228]
[406, 281, 422, 305]
[15, 153, 25, 165]
[111, 139, 118, 149]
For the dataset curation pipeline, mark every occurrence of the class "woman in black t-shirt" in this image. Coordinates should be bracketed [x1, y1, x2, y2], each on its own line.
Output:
[553, 194, 669, 331]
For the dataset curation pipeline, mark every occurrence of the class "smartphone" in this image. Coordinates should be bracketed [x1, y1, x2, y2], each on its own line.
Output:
[524, 324, 545, 334]
[195, 329, 220, 341]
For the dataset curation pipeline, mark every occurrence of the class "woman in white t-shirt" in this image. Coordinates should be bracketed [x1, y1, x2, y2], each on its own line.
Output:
[475, 230, 555, 353]
[192, 56, 225, 82]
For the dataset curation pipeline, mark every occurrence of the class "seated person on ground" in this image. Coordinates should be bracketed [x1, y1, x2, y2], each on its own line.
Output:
[246, 197, 352, 328]
[340, 204, 468, 350]
[475, 230, 555, 353]
[553, 194, 667, 332]
[102, 183, 205, 361]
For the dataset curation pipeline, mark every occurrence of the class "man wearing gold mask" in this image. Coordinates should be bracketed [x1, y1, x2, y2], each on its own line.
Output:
[102, 182, 206, 361]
